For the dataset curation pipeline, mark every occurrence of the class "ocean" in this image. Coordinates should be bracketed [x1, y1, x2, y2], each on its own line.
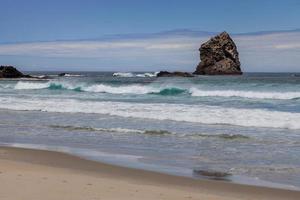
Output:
[0, 71, 300, 190]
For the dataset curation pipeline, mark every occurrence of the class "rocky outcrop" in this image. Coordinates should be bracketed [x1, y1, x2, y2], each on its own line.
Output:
[194, 32, 242, 75]
[0, 66, 31, 78]
[157, 71, 194, 77]
[58, 73, 67, 77]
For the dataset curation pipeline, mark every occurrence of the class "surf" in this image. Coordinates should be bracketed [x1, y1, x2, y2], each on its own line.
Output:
[1, 97, 300, 130]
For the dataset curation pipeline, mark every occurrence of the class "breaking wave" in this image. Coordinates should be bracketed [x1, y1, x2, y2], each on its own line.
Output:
[14, 82, 52, 90]
[151, 88, 186, 95]
[112, 72, 135, 77]
[83, 84, 160, 94]
[1, 98, 300, 129]
[11, 81, 300, 100]
[190, 88, 300, 100]
[62, 73, 84, 77]
[136, 72, 159, 77]
[14, 81, 82, 91]
[13, 81, 185, 95]
[113, 72, 158, 77]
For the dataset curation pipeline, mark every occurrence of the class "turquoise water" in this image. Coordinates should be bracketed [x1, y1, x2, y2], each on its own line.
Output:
[0, 72, 300, 189]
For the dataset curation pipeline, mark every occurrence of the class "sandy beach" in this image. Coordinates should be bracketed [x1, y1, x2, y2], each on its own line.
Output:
[0, 147, 298, 200]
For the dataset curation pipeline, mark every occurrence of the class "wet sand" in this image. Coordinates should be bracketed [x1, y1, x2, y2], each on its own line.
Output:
[0, 146, 299, 200]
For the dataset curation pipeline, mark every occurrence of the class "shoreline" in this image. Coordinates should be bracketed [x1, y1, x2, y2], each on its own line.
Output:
[1, 142, 298, 191]
[0, 146, 299, 200]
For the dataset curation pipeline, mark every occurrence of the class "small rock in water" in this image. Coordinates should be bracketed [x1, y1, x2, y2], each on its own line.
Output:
[58, 73, 66, 77]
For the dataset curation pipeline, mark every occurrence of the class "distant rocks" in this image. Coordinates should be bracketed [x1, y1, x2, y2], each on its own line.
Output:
[157, 71, 193, 77]
[194, 32, 242, 75]
[0, 66, 31, 78]
[58, 73, 67, 77]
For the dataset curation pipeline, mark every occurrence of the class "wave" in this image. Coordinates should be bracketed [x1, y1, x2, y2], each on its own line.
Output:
[14, 82, 51, 90]
[1, 98, 300, 129]
[187, 133, 250, 140]
[11, 81, 300, 100]
[151, 88, 187, 96]
[49, 125, 247, 139]
[30, 75, 49, 79]
[14, 81, 81, 91]
[13, 81, 186, 95]
[136, 72, 159, 77]
[112, 72, 135, 77]
[63, 73, 84, 77]
[82, 84, 160, 94]
[49, 125, 172, 135]
[49, 125, 145, 134]
[113, 72, 158, 77]
[190, 88, 300, 100]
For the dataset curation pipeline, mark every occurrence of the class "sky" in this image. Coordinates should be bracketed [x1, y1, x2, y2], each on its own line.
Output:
[0, 0, 300, 72]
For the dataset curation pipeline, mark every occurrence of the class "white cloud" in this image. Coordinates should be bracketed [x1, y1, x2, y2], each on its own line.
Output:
[0, 39, 199, 57]
[0, 30, 300, 72]
[274, 43, 300, 49]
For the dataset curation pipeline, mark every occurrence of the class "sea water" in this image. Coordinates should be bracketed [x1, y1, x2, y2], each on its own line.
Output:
[0, 72, 300, 190]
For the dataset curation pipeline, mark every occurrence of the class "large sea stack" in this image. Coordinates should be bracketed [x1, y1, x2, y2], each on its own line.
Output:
[194, 32, 242, 75]
[0, 66, 30, 78]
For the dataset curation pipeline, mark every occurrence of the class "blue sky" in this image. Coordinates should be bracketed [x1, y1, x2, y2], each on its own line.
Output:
[0, 0, 300, 72]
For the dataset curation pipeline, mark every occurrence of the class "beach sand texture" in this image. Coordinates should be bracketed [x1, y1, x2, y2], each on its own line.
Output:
[0, 147, 299, 200]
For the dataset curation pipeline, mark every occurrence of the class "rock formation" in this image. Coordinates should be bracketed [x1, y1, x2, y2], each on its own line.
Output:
[157, 71, 194, 77]
[58, 73, 67, 77]
[0, 66, 28, 78]
[194, 32, 242, 75]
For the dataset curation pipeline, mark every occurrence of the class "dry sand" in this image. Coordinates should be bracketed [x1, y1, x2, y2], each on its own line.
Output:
[0, 146, 299, 200]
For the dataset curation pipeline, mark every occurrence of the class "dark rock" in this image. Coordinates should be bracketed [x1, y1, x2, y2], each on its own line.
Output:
[194, 32, 242, 75]
[157, 71, 194, 77]
[58, 73, 66, 77]
[0, 66, 31, 78]
[193, 169, 231, 180]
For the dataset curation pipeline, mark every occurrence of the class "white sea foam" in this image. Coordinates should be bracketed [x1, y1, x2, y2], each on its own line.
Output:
[10, 81, 300, 100]
[1, 97, 300, 130]
[50, 125, 145, 134]
[136, 72, 159, 77]
[0, 84, 13, 89]
[14, 82, 50, 90]
[190, 88, 300, 100]
[112, 72, 135, 77]
[14, 81, 80, 90]
[102, 127, 145, 134]
[30, 75, 48, 79]
[12, 81, 169, 94]
[63, 73, 84, 77]
[113, 72, 158, 77]
[82, 84, 160, 94]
